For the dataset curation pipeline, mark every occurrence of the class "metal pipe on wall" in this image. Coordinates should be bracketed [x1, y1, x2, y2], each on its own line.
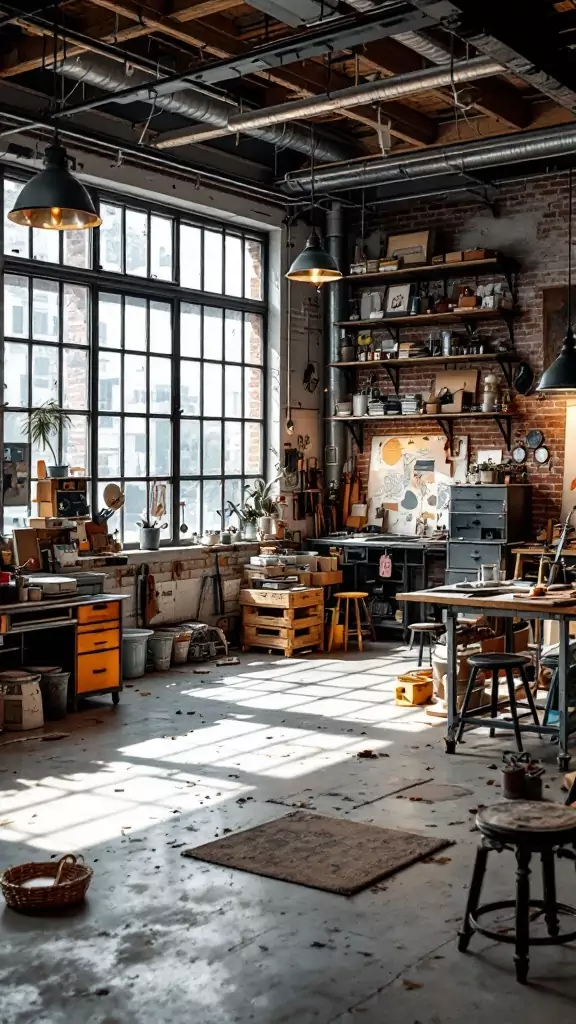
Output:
[324, 201, 347, 491]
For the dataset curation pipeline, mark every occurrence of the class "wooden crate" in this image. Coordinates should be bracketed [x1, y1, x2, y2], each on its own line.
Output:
[240, 587, 323, 609]
[242, 622, 323, 656]
[241, 587, 323, 656]
[310, 570, 343, 586]
[243, 568, 311, 587]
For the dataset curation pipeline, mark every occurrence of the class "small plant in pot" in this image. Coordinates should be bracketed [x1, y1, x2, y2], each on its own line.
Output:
[226, 500, 259, 541]
[25, 401, 72, 478]
[476, 459, 498, 484]
[245, 476, 282, 536]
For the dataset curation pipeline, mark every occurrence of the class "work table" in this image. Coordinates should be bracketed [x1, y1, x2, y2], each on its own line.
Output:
[313, 535, 447, 550]
[0, 593, 128, 616]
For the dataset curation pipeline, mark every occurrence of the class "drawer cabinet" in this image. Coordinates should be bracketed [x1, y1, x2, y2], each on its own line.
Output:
[447, 542, 502, 571]
[74, 599, 123, 705]
[78, 602, 119, 626]
[77, 627, 120, 655]
[451, 498, 507, 515]
[77, 649, 120, 694]
[446, 484, 531, 584]
[450, 512, 506, 541]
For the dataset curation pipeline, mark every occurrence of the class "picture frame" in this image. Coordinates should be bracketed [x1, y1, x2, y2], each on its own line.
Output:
[385, 230, 431, 266]
[385, 283, 413, 316]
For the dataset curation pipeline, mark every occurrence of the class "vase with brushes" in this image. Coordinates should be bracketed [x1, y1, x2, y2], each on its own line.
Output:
[137, 484, 168, 550]
[25, 401, 72, 479]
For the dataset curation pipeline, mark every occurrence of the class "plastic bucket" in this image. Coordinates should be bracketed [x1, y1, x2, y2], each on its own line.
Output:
[149, 633, 173, 671]
[173, 639, 191, 664]
[40, 670, 70, 720]
[123, 629, 154, 679]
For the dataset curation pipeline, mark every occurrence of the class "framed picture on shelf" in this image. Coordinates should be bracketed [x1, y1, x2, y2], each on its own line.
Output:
[386, 230, 431, 265]
[385, 283, 413, 316]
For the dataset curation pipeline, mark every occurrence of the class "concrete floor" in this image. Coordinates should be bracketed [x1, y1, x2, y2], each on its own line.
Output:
[1, 644, 576, 1024]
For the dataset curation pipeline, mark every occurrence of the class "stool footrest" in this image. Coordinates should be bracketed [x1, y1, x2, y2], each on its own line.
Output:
[469, 899, 576, 947]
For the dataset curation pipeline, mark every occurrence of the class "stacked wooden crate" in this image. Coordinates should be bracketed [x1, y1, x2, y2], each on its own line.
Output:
[240, 587, 324, 657]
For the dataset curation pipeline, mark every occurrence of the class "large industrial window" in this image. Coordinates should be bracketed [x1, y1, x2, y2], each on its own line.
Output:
[1, 173, 266, 543]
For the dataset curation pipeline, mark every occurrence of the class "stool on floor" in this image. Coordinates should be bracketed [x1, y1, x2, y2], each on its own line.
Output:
[458, 802, 576, 983]
[456, 652, 540, 752]
[408, 622, 445, 667]
[327, 593, 375, 653]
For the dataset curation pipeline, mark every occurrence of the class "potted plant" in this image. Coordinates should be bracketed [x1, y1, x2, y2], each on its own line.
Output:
[476, 460, 497, 484]
[25, 401, 72, 478]
[138, 485, 168, 550]
[226, 500, 259, 541]
[245, 477, 282, 536]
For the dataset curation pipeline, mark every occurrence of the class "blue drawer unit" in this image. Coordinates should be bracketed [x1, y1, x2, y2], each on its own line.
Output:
[447, 484, 531, 583]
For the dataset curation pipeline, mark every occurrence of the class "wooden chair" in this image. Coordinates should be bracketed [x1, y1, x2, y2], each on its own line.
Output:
[328, 592, 376, 653]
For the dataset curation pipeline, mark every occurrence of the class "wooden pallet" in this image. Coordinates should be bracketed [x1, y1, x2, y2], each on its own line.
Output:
[241, 586, 324, 656]
[243, 606, 322, 630]
[242, 622, 323, 656]
[240, 587, 323, 609]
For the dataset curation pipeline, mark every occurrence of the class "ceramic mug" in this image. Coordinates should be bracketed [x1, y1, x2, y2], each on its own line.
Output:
[352, 394, 368, 416]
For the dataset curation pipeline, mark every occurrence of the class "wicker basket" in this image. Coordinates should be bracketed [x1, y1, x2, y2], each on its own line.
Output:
[1, 854, 93, 911]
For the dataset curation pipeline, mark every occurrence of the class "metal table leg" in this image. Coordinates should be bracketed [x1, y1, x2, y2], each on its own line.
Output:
[557, 618, 571, 771]
[445, 611, 458, 754]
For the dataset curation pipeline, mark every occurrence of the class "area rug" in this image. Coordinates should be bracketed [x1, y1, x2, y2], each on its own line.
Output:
[182, 810, 451, 895]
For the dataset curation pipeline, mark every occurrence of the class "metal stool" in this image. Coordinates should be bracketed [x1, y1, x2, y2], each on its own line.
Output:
[456, 652, 540, 752]
[328, 592, 375, 653]
[459, 801, 576, 983]
[408, 622, 446, 667]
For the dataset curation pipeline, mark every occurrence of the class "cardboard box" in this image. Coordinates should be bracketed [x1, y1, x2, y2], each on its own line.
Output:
[317, 555, 339, 572]
[311, 570, 342, 586]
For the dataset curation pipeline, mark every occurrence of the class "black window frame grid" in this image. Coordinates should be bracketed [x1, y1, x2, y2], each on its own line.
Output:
[0, 168, 267, 546]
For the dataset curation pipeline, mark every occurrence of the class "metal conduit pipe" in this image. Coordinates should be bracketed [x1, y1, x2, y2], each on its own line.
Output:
[324, 201, 347, 490]
[185, 57, 500, 139]
[60, 55, 350, 164]
[282, 122, 576, 194]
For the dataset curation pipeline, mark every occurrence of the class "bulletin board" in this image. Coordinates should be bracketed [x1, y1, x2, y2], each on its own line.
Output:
[366, 433, 468, 535]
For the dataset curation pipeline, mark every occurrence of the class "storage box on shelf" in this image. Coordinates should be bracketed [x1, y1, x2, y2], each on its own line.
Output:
[240, 587, 324, 657]
[446, 484, 532, 585]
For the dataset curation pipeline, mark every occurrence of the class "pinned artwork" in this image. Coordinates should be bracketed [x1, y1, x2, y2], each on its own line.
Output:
[367, 433, 467, 534]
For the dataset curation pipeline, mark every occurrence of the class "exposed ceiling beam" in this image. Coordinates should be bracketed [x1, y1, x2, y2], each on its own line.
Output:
[87, 0, 243, 49]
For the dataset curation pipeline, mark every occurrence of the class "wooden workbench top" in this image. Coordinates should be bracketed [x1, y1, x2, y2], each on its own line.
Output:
[398, 587, 576, 617]
[0, 593, 128, 614]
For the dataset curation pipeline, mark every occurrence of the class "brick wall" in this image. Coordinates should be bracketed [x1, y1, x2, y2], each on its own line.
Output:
[348, 172, 573, 533]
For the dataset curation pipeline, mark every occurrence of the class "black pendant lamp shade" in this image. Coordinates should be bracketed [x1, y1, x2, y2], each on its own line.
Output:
[8, 142, 101, 231]
[538, 166, 576, 390]
[286, 230, 341, 285]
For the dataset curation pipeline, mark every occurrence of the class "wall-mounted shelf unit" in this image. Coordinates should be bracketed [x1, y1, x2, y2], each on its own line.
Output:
[336, 306, 518, 344]
[326, 411, 514, 451]
[345, 254, 518, 293]
[329, 351, 520, 393]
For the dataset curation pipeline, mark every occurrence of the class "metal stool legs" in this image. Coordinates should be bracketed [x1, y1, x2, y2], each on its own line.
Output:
[518, 665, 542, 738]
[505, 668, 524, 752]
[455, 666, 480, 743]
[514, 848, 532, 984]
[458, 843, 489, 953]
[541, 849, 560, 938]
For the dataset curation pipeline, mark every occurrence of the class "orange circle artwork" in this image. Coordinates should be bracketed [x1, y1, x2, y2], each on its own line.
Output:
[381, 438, 402, 466]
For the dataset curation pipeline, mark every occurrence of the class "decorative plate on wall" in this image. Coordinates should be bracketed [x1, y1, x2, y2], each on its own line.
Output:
[512, 445, 527, 464]
[534, 445, 550, 465]
[525, 429, 544, 449]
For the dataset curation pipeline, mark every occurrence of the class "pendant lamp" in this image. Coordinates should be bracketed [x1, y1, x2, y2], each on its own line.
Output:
[537, 167, 576, 390]
[286, 128, 341, 286]
[8, 10, 101, 232]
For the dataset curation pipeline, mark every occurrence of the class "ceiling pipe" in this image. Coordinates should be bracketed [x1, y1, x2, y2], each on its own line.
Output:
[155, 56, 501, 147]
[282, 122, 576, 194]
[58, 55, 350, 164]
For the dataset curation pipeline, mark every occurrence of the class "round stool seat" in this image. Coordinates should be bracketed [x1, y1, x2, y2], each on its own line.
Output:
[333, 592, 368, 600]
[478, 801, 576, 846]
[409, 622, 445, 633]
[467, 652, 531, 669]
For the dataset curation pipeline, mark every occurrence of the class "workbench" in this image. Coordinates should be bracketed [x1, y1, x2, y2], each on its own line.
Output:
[0, 594, 127, 710]
[398, 585, 576, 770]
[513, 545, 576, 580]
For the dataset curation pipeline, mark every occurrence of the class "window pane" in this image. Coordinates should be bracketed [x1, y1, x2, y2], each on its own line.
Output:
[63, 415, 88, 475]
[126, 209, 147, 276]
[203, 363, 221, 416]
[5, 342, 29, 407]
[181, 419, 200, 475]
[180, 225, 201, 289]
[64, 230, 91, 269]
[150, 300, 171, 354]
[244, 421, 262, 475]
[181, 361, 200, 415]
[63, 284, 88, 346]
[4, 179, 29, 258]
[32, 279, 59, 341]
[124, 417, 147, 476]
[150, 418, 171, 476]
[225, 422, 242, 474]
[225, 234, 242, 297]
[99, 293, 121, 348]
[180, 480, 200, 536]
[32, 227, 59, 264]
[181, 302, 201, 357]
[32, 345, 58, 406]
[5, 410, 27, 445]
[224, 478, 242, 520]
[150, 215, 172, 280]
[98, 416, 121, 477]
[150, 357, 171, 413]
[63, 348, 89, 410]
[204, 307, 222, 359]
[124, 354, 146, 413]
[100, 203, 122, 272]
[124, 481, 148, 544]
[225, 309, 242, 362]
[203, 421, 221, 475]
[98, 351, 121, 411]
[245, 238, 263, 299]
[124, 296, 146, 351]
[5, 275, 29, 338]
[204, 230, 222, 293]
[225, 364, 242, 417]
[245, 312, 263, 364]
[203, 478, 221, 530]
[245, 366, 263, 419]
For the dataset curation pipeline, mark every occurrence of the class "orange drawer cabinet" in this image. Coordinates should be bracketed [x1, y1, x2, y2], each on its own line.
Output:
[74, 599, 123, 706]
[77, 649, 120, 695]
[77, 627, 120, 655]
[77, 602, 120, 626]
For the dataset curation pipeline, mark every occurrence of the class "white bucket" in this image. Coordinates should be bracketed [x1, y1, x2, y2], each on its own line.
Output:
[149, 633, 174, 671]
[123, 629, 154, 679]
[173, 639, 191, 664]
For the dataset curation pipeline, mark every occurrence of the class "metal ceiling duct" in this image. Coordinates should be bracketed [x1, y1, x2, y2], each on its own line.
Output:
[157, 56, 500, 146]
[59, 55, 350, 163]
[393, 29, 453, 65]
[282, 122, 576, 194]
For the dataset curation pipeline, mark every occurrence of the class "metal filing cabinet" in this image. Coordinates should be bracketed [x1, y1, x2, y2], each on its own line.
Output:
[446, 484, 532, 585]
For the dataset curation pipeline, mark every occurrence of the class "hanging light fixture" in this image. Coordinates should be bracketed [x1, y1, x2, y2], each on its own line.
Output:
[286, 128, 341, 286]
[537, 167, 576, 390]
[8, 9, 101, 231]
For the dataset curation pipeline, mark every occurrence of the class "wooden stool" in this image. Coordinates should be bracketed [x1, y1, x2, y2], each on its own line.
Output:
[459, 802, 576, 983]
[455, 652, 540, 752]
[408, 622, 446, 667]
[328, 593, 375, 653]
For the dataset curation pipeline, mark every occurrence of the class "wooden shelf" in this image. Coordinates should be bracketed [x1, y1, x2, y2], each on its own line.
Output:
[326, 411, 514, 451]
[344, 255, 518, 286]
[329, 352, 519, 369]
[335, 308, 517, 330]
